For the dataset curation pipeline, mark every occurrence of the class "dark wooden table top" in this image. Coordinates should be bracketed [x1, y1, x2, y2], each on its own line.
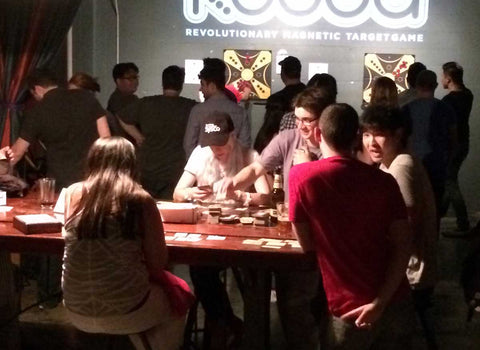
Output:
[0, 195, 315, 269]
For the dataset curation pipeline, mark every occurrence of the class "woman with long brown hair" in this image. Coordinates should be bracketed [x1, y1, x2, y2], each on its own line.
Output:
[370, 76, 399, 108]
[62, 137, 192, 350]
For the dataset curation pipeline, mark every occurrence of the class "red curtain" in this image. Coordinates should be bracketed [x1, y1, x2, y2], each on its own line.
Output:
[0, 0, 81, 147]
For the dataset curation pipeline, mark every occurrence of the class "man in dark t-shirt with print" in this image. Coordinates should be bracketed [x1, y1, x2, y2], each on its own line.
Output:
[118, 65, 196, 199]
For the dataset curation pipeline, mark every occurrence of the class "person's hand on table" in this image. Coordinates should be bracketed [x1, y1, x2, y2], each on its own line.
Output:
[213, 177, 236, 201]
[186, 186, 212, 201]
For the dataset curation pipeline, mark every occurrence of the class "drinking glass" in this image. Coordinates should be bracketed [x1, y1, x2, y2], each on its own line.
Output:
[38, 178, 55, 209]
[276, 202, 289, 222]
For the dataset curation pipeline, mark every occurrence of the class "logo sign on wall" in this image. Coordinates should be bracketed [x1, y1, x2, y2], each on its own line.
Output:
[224, 49, 272, 100]
[362, 53, 415, 106]
[184, 0, 429, 29]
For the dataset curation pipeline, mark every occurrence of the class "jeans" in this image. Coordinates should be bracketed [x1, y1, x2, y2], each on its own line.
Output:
[441, 144, 470, 230]
[412, 287, 438, 350]
[325, 296, 415, 350]
[274, 268, 325, 350]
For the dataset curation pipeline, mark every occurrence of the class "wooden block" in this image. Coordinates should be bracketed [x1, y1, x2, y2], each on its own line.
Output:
[13, 214, 62, 234]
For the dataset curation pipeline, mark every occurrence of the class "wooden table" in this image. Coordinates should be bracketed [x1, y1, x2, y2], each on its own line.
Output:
[0, 195, 315, 349]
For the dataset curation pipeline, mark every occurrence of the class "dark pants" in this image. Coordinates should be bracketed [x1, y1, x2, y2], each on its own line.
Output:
[441, 144, 470, 230]
[274, 268, 326, 350]
[325, 296, 415, 350]
[21, 254, 62, 307]
[412, 287, 438, 350]
[422, 158, 446, 231]
[189, 265, 234, 322]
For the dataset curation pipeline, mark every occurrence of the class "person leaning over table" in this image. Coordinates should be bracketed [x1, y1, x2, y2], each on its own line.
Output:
[62, 137, 193, 350]
[0, 68, 110, 310]
[173, 111, 270, 206]
[220, 87, 333, 350]
[173, 111, 270, 350]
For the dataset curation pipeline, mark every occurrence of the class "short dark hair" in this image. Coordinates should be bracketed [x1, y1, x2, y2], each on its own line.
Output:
[26, 69, 59, 90]
[162, 65, 185, 91]
[442, 61, 464, 86]
[198, 58, 226, 90]
[360, 106, 412, 148]
[307, 73, 337, 101]
[293, 87, 333, 119]
[112, 62, 139, 81]
[406, 62, 426, 88]
[279, 56, 301, 79]
[416, 70, 438, 91]
[319, 103, 359, 152]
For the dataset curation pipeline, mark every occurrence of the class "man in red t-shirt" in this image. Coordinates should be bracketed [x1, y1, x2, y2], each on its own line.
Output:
[289, 103, 415, 349]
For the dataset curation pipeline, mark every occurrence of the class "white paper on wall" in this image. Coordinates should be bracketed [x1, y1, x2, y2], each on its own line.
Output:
[184, 59, 204, 85]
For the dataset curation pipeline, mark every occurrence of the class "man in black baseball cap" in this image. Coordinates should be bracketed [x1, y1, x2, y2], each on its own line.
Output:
[199, 111, 234, 147]
[279, 55, 302, 78]
[174, 109, 270, 348]
[273, 55, 305, 110]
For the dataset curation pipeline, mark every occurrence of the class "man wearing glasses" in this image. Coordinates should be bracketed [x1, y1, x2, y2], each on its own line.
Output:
[107, 62, 140, 140]
[223, 87, 332, 350]
[228, 87, 330, 200]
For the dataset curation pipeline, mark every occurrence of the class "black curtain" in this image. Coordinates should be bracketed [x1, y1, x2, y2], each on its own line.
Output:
[0, 0, 82, 147]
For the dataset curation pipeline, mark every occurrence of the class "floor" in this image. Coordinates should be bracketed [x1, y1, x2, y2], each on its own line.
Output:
[7, 214, 480, 349]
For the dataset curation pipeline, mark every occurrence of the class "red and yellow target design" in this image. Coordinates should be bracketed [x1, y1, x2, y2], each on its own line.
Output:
[363, 53, 415, 105]
[224, 49, 272, 100]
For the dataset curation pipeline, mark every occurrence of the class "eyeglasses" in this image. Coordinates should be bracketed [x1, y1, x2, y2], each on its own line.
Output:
[295, 115, 319, 126]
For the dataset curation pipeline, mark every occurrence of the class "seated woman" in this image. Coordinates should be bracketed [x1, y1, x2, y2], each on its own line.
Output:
[361, 106, 438, 350]
[62, 137, 192, 350]
[173, 111, 270, 349]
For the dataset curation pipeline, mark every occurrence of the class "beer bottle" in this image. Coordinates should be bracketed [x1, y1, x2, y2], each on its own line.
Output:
[271, 169, 285, 208]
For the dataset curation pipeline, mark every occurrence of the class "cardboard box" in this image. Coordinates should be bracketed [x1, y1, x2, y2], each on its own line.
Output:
[13, 214, 62, 234]
[157, 202, 199, 224]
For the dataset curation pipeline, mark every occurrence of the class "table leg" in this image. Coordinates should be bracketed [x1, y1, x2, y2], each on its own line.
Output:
[241, 268, 272, 350]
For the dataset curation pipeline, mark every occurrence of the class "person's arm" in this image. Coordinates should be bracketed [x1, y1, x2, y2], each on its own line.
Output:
[232, 161, 267, 191]
[340, 218, 412, 328]
[230, 172, 272, 206]
[96, 116, 111, 138]
[183, 109, 200, 158]
[9, 138, 30, 166]
[64, 183, 83, 220]
[142, 196, 168, 271]
[292, 222, 316, 252]
[173, 171, 213, 202]
[118, 118, 145, 146]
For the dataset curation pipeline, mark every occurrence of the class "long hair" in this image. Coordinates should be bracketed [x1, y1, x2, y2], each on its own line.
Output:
[66, 137, 144, 240]
[197, 136, 247, 187]
[370, 77, 399, 108]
